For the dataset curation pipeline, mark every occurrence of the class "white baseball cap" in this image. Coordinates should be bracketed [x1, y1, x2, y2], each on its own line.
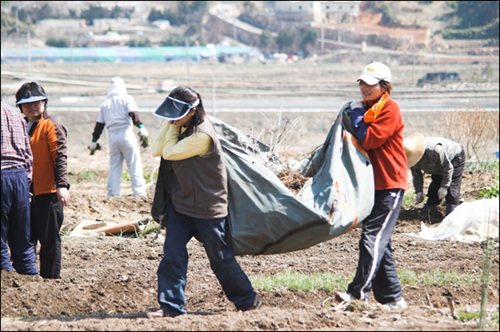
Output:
[357, 62, 391, 85]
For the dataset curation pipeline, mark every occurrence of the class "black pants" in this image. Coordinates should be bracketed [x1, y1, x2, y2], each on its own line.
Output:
[31, 193, 64, 279]
[347, 189, 404, 304]
[426, 148, 466, 206]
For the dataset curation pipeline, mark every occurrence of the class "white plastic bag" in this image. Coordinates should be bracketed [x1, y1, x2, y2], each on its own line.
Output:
[405, 198, 499, 242]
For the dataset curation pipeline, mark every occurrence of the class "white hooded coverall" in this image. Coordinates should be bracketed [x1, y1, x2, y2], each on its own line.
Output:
[96, 77, 146, 197]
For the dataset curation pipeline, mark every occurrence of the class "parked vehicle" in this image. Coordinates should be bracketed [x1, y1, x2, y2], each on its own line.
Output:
[417, 72, 460, 87]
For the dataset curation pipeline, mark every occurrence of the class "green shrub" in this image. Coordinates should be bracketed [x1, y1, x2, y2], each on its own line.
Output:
[479, 175, 499, 199]
[45, 36, 69, 47]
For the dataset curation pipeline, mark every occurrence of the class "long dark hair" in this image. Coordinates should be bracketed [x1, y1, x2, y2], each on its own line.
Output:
[168, 86, 205, 139]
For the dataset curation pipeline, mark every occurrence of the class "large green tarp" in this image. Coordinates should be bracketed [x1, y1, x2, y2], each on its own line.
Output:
[151, 103, 374, 255]
[211, 103, 375, 255]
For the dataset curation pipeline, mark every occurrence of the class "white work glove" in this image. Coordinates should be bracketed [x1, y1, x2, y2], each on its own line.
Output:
[88, 141, 98, 155]
[437, 187, 448, 200]
[350, 101, 364, 110]
[415, 192, 424, 204]
[139, 127, 148, 137]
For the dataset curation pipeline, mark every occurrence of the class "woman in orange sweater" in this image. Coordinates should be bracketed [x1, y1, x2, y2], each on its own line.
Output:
[16, 82, 70, 279]
[336, 62, 408, 310]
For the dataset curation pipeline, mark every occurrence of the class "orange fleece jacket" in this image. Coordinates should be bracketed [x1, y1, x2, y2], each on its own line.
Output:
[27, 111, 69, 196]
[361, 98, 407, 191]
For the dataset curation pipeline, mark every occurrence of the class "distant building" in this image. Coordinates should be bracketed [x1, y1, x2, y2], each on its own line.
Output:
[36, 19, 87, 37]
[151, 20, 171, 30]
[320, 1, 360, 16]
[93, 18, 129, 31]
[217, 47, 262, 64]
[85, 31, 129, 47]
[265, 1, 360, 23]
[274, 1, 321, 14]
[273, 1, 322, 22]
[320, 1, 360, 23]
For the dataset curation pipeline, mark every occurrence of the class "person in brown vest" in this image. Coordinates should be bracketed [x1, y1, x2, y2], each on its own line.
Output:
[148, 86, 262, 318]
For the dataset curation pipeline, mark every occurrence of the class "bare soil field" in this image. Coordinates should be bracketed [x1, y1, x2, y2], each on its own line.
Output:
[1, 107, 499, 331]
[1, 56, 499, 331]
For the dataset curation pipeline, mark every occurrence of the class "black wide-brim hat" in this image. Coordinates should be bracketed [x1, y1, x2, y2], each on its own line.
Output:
[154, 96, 199, 121]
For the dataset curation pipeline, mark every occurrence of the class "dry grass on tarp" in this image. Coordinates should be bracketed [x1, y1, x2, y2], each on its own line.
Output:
[277, 169, 309, 194]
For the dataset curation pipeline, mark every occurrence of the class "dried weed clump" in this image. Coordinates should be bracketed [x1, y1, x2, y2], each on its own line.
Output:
[443, 104, 499, 160]
[277, 169, 309, 194]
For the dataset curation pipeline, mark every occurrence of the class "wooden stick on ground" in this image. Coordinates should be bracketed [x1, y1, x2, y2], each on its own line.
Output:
[92, 220, 143, 235]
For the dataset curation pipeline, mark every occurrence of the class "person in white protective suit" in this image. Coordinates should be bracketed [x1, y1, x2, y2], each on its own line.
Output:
[88, 77, 148, 197]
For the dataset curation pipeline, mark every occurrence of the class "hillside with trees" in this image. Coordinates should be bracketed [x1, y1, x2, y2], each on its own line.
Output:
[1, 1, 498, 55]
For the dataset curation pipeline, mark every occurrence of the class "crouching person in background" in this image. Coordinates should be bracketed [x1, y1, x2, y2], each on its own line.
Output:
[406, 137, 465, 220]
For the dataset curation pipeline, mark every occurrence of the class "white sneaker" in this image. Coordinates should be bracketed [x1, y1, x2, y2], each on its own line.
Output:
[383, 297, 407, 310]
[335, 292, 356, 303]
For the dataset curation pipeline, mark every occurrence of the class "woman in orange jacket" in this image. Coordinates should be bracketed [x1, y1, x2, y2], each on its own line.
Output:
[16, 82, 70, 279]
[336, 62, 408, 310]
